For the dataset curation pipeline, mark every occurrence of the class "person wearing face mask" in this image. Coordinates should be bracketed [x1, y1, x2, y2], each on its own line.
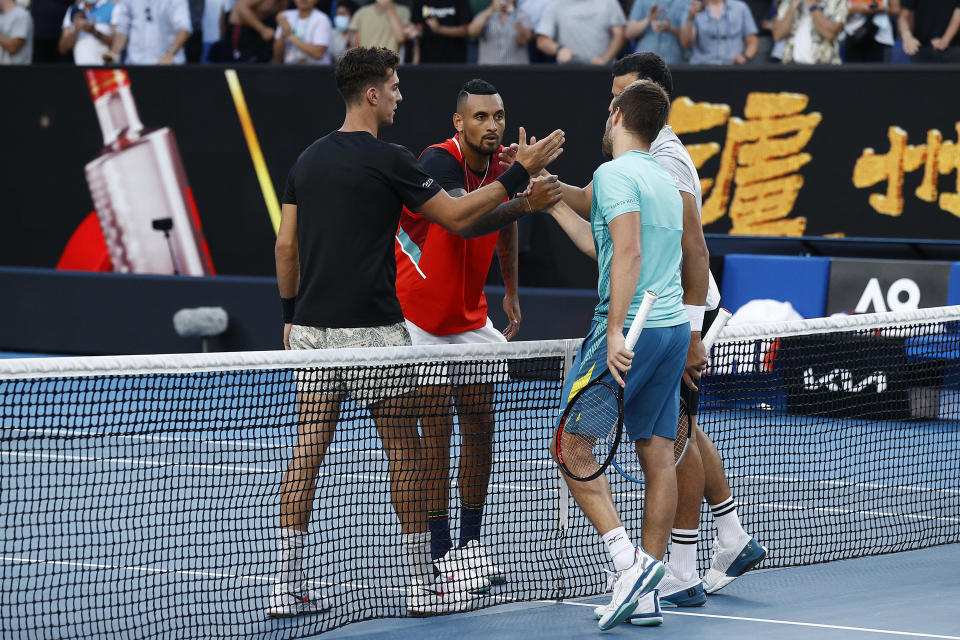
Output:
[329, 0, 354, 60]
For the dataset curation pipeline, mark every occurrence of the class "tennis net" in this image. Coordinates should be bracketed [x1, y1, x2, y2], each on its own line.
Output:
[1, 306, 958, 638]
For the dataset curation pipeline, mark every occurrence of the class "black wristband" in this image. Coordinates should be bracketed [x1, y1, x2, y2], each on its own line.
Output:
[281, 297, 296, 324]
[496, 162, 531, 198]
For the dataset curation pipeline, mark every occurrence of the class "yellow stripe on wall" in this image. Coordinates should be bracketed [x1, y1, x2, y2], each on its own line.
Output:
[224, 69, 282, 235]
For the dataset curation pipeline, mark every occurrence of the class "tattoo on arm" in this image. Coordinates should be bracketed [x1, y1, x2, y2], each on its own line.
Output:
[459, 198, 530, 239]
[496, 222, 519, 294]
[447, 187, 468, 197]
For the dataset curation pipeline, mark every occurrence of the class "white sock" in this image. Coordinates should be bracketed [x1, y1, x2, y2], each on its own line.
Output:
[276, 528, 307, 595]
[711, 497, 746, 548]
[602, 526, 635, 572]
[667, 528, 698, 580]
[402, 531, 432, 586]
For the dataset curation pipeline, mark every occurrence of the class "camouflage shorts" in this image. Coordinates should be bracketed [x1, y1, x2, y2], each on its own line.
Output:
[289, 322, 416, 407]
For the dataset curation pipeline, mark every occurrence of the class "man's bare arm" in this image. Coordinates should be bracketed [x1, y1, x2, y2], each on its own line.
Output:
[496, 222, 521, 340]
[679, 190, 709, 389]
[276, 203, 299, 298]
[234, 0, 274, 39]
[547, 201, 596, 259]
[605, 211, 643, 386]
[275, 203, 300, 348]
[560, 180, 592, 218]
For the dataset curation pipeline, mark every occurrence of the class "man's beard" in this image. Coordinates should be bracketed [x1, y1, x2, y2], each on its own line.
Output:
[601, 125, 613, 159]
[465, 133, 500, 156]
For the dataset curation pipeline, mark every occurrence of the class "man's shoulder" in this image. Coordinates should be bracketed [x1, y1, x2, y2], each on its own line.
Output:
[650, 127, 693, 162]
[594, 156, 635, 185]
[309, 8, 331, 25]
[353, 4, 374, 20]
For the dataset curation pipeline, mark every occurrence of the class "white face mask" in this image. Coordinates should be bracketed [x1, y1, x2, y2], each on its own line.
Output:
[334, 14, 350, 31]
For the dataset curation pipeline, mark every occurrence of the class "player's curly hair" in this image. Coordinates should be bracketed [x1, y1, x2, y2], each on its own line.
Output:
[335, 47, 400, 105]
[612, 52, 674, 98]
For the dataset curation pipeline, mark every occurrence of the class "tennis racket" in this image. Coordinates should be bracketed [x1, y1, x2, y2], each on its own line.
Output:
[555, 291, 659, 482]
[610, 307, 732, 483]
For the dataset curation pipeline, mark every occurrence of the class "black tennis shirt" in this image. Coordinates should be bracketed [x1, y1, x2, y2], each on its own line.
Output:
[282, 130, 442, 328]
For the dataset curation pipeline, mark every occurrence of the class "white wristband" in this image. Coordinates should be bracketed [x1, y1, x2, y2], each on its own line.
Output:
[684, 304, 705, 331]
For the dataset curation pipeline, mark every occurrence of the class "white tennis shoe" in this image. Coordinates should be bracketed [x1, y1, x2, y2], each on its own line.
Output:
[597, 546, 665, 631]
[266, 589, 331, 618]
[594, 590, 663, 626]
[435, 540, 506, 586]
[406, 576, 481, 616]
[702, 534, 767, 594]
[657, 564, 706, 607]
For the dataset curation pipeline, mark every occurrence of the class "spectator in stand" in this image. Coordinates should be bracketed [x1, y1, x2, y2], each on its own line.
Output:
[535, 0, 626, 65]
[899, 0, 960, 63]
[468, 0, 532, 64]
[518, 0, 550, 60]
[329, 0, 355, 61]
[681, 0, 758, 63]
[843, 0, 898, 63]
[107, 0, 191, 64]
[273, 0, 332, 63]
[411, 0, 472, 63]
[349, 0, 410, 54]
[626, 0, 690, 65]
[57, 0, 115, 64]
[221, 0, 283, 62]
[31, 0, 70, 62]
[772, 0, 847, 64]
[200, 0, 234, 62]
[0, 0, 33, 63]
[745, 0, 775, 62]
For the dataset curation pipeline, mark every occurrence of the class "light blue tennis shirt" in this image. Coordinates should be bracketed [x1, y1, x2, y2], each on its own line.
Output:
[591, 150, 686, 328]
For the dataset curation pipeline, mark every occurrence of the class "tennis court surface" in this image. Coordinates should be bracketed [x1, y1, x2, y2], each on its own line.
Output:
[1, 307, 958, 638]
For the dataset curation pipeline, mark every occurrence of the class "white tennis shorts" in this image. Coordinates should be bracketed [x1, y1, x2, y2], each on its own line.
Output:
[405, 317, 509, 387]
[289, 322, 416, 407]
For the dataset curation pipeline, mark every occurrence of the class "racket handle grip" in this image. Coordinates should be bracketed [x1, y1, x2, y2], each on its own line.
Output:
[624, 290, 658, 351]
[702, 307, 732, 351]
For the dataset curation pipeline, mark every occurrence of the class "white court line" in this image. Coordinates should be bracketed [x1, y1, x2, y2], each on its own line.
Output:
[0, 555, 521, 604]
[727, 473, 960, 496]
[4, 451, 958, 524]
[554, 601, 960, 639]
[12, 428, 958, 494]
[4, 556, 956, 636]
[0, 451, 551, 494]
[6, 450, 960, 524]
[756, 502, 960, 524]
[10, 427, 556, 468]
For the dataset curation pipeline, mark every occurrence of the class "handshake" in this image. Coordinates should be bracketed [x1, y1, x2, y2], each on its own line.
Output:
[501, 126, 565, 213]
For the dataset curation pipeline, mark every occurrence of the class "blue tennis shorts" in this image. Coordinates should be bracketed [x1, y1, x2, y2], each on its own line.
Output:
[559, 320, 689, 442]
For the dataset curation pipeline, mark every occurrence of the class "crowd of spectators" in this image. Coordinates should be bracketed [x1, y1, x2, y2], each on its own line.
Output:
[1, 0, 957, 64]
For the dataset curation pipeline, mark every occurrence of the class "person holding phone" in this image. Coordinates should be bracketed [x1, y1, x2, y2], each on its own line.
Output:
[844, 0, 898, 63]
[58, 0, 116, 65]
[468, 0, 532, 64]
[680, 0, 758, 64]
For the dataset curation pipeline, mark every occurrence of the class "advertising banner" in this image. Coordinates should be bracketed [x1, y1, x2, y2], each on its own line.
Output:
[2, 66, 958, 285]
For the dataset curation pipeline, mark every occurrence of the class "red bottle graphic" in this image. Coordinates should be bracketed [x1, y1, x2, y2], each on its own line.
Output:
[84, 70, 215, 276]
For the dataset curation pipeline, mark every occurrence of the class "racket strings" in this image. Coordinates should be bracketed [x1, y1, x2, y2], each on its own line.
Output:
[559, 385, 620, 480]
